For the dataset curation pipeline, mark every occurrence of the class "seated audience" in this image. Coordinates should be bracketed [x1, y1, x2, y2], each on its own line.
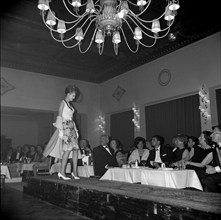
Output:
[32, 144, 50, 176]
[11, 145, 24, 163]
[110, 139, 128, 167]
[146, 135, 173, 168]
[171, 134, 189, 166]
[201, 125, 221, 192]
[92, 134, 118, 177]
[5, 147, 13, 163]
[22, 144, 30, 156]
[146, 139, 154, 151]
[27, 145, 38, 162]
[186, 131, 213, 164]
[79, 139, 92, 156]
[184, 131, 216, 188]
[128, 137, 149, 166]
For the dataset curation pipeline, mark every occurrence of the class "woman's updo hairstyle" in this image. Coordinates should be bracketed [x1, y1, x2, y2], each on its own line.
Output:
[65, 85, 80, 100]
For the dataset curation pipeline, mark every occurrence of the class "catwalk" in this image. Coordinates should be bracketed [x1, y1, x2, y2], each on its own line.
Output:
[23, 175, 221, 220]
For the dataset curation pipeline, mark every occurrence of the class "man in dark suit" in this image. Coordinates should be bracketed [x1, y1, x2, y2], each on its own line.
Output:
[11, 145, 24, 163]
[202, 125, 221, 192]
[92, 134, 119, 177]
[145, 135, 173, 168]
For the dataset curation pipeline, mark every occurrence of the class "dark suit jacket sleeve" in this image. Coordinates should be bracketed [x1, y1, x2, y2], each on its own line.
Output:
[161, 146, 173, 164]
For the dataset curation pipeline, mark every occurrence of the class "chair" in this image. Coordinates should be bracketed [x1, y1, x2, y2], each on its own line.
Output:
[36, 156, 52, 176]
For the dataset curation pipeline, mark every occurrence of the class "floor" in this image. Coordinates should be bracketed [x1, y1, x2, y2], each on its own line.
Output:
[1, 182, 92, 220]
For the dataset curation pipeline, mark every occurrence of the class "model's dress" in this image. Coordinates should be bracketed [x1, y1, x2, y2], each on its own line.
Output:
[43, 100, 79, 159]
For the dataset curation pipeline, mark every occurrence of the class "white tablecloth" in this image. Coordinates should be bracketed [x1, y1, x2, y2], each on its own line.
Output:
[100, 167, 203, 191]
[17, 163, 35, 174]
[100, 167, 145, 183]
[1, 165, 11, 179]
[50, 163, 94, 177]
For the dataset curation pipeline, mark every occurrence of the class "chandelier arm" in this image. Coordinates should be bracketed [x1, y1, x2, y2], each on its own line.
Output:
[127, 0, 152, 17]
[81, 17, 97, 39]
[98, 41, 105, 55]
[48, 16, 96, 43]
[43, 12, 95, 41]
[62, 0, 90, 18]
[127, 14, 174, 38]
[126, 15, 153, 35]
[78, 27, 98, 53]
[61, 38, 81, 48]
[138, 37, 157, 48]
[120, 28, 139, 53]
[129, 4, 168, 23]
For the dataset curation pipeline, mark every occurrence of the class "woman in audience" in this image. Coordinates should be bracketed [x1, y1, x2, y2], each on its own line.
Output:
[171, 134, 189, 164]
[186, 131, 213, 163]
[185, 131, 213, 168]
[146, 139, 154, 151]
[28, 145, 38, 163]
[110, 139, 127, 167]
[128, 136, 149, 166]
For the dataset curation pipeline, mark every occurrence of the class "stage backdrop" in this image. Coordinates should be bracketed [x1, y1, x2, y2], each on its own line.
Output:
[110, 110, 134, 152]
[145, 94, 201, 145]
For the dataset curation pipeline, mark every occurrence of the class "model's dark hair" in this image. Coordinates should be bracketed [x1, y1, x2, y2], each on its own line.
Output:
[65, 85, 79, 96]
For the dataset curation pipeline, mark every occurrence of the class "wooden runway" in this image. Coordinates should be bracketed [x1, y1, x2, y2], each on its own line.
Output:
[24, 175, 221, 220]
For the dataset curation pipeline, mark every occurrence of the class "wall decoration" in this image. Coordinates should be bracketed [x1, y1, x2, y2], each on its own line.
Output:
[158, 69, 171, 86]
[132, 105, 140, 131]
[112, 86, 126, 101]
[1, 77, 16, 95]
[98, 115, 106, 134]
[199, 84, 211, 124]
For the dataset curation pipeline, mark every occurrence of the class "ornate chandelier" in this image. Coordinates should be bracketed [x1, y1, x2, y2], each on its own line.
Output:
[37, 0, 180, 55]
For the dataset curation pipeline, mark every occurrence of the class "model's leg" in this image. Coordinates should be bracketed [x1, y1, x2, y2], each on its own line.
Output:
[72, 149, 79, 177]
[60, 150, 70, 176]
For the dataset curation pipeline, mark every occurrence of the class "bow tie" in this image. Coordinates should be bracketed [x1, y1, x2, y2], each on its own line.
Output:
[155, 148, 159, 151]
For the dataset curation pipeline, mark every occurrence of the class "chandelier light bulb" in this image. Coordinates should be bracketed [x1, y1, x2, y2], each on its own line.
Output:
[134, 27, 142, 40]
[75, 27, 84, 41]
[46, 11, 56, 26]
[38, 0, 49, 11]
[95, 30, 104, 44]
[38, 0, 180, 55]
[57, 20, 66, 34]
[169, 0, 180, 11]
[151, 20, 161, 33]
[72, 0, 81, 7]
[112, 31, 121, 44]
[137, 0, 147, 6]
[86, 0, 95, 13]
[164, 6, 175, 21]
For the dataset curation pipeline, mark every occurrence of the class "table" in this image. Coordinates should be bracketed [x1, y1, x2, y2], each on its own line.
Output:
[1, 165, 11, 179]
[50, 163, 94, 177]
[17, 163, 35, 174]
[100, 167, 203, 191]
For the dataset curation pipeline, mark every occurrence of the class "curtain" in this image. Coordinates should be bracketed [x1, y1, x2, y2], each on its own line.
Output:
[216, 88, 221, 125]
[110, 110, 134, 151]
[145, 94, 201, 145]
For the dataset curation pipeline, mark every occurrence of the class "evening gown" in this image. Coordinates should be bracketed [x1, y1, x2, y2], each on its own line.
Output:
[43, 100, 79, 159]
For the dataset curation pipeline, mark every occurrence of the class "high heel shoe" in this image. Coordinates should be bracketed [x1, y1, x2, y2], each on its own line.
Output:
[58, 172, 71, 180]
[71, 172, 80, 180]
